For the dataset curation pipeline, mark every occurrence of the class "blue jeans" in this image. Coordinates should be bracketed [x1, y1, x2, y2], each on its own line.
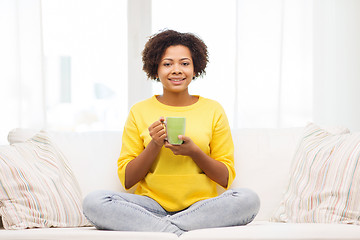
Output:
[83, 188, 260, 236]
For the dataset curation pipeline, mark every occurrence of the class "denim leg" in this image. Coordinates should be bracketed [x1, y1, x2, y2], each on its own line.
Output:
[168, 188, 260, 231]
[82, 190, 184, 236]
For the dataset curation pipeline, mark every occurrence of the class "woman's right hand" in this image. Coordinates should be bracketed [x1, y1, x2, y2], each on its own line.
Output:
[148, 116, 167, 147]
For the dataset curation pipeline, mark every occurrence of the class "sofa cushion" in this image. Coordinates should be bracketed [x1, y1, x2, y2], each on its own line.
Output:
[0, 131, 90, 229]
[272, 123, 360, 224]
[180, 221, 360, 240]
[0, 227, 178, 240]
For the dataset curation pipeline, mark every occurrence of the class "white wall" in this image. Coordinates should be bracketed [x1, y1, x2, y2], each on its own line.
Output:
[313, 0, 360, 131]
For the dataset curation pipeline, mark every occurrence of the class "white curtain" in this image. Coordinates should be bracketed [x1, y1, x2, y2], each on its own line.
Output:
[152, 0, 313, 129]
[0, 0, 45, 144]
[0, 0, 128, 144]
[235, 0, 313, 128]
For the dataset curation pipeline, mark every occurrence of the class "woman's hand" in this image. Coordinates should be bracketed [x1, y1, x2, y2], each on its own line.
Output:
[164, 135, 199, 157]
[148, 117, 167, 146]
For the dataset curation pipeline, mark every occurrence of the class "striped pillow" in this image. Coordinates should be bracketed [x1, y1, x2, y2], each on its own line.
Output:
[0, 131, 90, 229]
[272, 123, 360, 224]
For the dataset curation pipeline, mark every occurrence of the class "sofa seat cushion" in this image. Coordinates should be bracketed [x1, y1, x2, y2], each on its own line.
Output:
[180, 221, 360, 240]
[1, 222, 360, 240]
[0, 227, 178, 240]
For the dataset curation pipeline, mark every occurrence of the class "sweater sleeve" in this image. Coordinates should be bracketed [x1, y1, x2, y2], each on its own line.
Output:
[210, 104, 236, 189]
[117, 109, 144, 190]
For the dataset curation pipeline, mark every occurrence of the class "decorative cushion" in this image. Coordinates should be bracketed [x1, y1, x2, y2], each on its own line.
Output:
[272, 122, 360, 224]
[0, 131, 90, 229]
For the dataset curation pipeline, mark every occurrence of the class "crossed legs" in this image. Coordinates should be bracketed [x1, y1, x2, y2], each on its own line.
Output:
[83, 188, 260, 236]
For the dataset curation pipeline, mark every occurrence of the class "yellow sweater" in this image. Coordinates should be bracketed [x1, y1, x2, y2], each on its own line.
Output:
[117, 95, 235, 212]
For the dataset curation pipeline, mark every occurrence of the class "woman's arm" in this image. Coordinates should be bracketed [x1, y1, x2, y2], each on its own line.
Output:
[124, 117, 166, 189]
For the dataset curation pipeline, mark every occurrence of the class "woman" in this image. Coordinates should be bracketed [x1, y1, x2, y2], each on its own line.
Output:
[83, 29, 260, 236]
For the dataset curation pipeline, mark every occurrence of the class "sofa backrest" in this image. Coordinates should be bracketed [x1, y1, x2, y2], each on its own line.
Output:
[8, 129, 126, 196]
[7, 127, 304, 221]
[230, 128, 303, 220]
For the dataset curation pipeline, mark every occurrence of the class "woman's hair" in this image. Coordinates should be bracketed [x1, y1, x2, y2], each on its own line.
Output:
[142, 29, 209, 81]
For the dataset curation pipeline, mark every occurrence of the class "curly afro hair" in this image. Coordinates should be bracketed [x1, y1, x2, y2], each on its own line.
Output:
[142, 29, 209, 81]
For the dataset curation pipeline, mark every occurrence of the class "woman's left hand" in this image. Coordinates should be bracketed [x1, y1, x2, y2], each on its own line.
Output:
[164, 135, 199, 157]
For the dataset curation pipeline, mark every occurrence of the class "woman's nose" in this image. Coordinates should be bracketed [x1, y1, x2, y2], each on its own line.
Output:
[172, 64, 182, 74]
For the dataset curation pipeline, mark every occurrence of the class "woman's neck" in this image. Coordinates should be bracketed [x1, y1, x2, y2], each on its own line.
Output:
[156, 92, 198, 107]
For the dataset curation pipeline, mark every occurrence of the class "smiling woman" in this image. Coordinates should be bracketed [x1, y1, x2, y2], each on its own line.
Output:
[156, 45, 197, 106]
[142, 30, 208, 81]
[82, 29, 260, 236]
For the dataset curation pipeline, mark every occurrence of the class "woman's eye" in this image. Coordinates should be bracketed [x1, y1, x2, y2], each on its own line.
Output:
[163, 63, 171, 67]
[182, 62, 190, 66]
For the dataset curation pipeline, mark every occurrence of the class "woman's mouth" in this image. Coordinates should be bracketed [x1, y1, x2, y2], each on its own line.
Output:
[169, 78, 185, 84]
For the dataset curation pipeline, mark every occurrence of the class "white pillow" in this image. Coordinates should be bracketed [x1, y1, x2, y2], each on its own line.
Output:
[0, 131, 90, 229]
[272, 123, 360, 224]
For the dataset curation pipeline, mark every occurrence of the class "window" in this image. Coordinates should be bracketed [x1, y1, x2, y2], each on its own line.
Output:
[0, 0, 313, 145]
[42, 0, 128, 131]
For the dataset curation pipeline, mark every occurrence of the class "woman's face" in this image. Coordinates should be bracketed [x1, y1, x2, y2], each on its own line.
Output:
[157, 45, 195, 95]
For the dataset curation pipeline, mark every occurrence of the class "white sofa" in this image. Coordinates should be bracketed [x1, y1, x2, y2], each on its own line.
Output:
[1, 127, 360, 240]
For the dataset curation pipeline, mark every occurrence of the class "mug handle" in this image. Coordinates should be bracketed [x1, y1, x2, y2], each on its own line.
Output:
[161, 119, 168, 141]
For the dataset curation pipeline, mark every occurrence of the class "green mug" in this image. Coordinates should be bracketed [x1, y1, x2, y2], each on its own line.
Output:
[165, 117, 186, 145]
